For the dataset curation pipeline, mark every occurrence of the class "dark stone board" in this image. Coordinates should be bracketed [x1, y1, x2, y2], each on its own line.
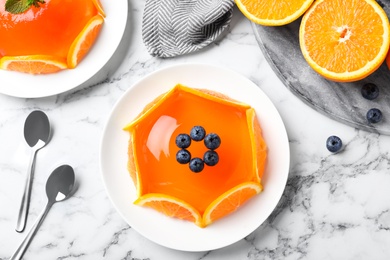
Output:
[252, 1, 390, 135]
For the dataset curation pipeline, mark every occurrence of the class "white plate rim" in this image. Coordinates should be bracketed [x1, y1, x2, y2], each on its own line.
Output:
[100, 63, 290, 252]
[0, 0, 128, 98]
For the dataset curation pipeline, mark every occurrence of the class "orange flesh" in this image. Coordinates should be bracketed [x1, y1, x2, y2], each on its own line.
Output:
[207, 183, 260, 222]
[302, 0, 386, 73]
[240, 0, 310, 20]
[0, 0, 98, 58]
[130, 89, 258, 215]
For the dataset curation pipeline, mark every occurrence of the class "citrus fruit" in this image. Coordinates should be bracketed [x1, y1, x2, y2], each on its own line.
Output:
[299, 0, 390, 82]
[125, 84, 267, 227]
[386, 49, 390, 70]
[203, 182, 262, 226]
[0, 0, 105, 74]
[67, 15, 104, 69]
[0, 55, 67, 74]
[134, 193, 204, 227]
[235, 0, 315, 26]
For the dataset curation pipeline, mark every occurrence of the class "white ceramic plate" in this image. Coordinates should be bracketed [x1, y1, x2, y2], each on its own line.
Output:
[0, 0, 128, 98]
[100, 63, 290, 252]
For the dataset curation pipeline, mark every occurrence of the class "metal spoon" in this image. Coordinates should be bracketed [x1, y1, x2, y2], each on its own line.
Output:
[10, 165, 75, 260]
[16, 110, 51, 233]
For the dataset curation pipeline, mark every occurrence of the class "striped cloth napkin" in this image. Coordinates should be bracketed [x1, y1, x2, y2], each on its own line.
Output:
[142, 0, 235, 58]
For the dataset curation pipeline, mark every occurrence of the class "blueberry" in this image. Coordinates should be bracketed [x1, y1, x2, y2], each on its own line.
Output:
[190, 126, 206, 141]
[175, 133, 191, 148]
[189, 158, 204, 173]
[366, 108, 382, 124]
[176, 149, 191, 164]
[326, 135, 342, 153]
[204, 133, 221, 150]
[203, 150, 219, 166]
[361, 83, 379, 100]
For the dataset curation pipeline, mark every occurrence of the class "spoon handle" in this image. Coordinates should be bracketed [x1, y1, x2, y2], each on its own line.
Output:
[16, 149, 38, 232]
[10, 202, 52, 260]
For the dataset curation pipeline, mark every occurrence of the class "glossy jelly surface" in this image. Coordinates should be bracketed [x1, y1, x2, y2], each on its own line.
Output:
[0, 0, 97, 58]
[128, 85, 261, 214]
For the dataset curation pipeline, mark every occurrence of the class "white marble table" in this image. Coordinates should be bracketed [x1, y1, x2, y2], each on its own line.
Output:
[1, 1, 390, 259]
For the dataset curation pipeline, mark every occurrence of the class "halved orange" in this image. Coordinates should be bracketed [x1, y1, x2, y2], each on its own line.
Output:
[134, 193, 204, 227]
[67, 15, 104, 69]
[0, 55, 67, 74]
[235, 0, 315, 26]
[299, 0, 390, 82]
[203, 182, 262, 226]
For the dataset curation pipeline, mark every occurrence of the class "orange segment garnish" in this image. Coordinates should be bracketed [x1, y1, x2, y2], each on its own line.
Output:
[235, 0, 315, 26]
[299, 0, 390, 82]
[67, 15, 104, 69]
[247, 108, 267, 183]
[127, 137, 139, 194]
[0, 55, 67, 74]
[92, 0, 106, 17]
[125, 84, 267, 227]
[134, 193, 204, 228]
[203, 182, 262, 226]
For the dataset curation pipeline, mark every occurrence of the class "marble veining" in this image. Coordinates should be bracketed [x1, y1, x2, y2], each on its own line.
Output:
[1, 1, 390, 259]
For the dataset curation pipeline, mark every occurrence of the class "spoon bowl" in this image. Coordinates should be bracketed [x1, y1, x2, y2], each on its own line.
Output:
[46, 164, 75, 203]
[24, 110, 51, 148]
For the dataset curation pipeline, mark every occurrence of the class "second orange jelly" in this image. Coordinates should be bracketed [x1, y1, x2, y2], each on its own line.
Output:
[0, 0, 97, 58]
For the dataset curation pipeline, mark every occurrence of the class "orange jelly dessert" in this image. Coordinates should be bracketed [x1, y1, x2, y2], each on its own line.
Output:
[124, 84, 267, 227]
[0, 0, 105, 74]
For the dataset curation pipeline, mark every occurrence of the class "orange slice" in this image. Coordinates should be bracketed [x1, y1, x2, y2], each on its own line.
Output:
[299, 0, 390, 82]
[235, 0, 315, 26]
[203, 182, 262, 226]
[67, 15, 104, 69]
[0, 55, 67, 74]
[135, 193, 204, 227]
[92, 0, 106, 17]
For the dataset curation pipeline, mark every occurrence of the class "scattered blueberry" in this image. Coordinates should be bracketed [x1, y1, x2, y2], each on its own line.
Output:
[189, 158, 204, 173]
[361, 83, 379, 100]
[190, 126, 206, 141]
[203, 150, 219, 166]
[326, 135, 342, 153]
[366, 108, 382, 124]
[176, 149, 191, 164]
[175, 133, 191, 148]
[204, 133, 221, 150]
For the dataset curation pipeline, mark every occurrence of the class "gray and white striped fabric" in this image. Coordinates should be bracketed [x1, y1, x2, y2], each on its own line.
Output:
[142, 0, 235, 58]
